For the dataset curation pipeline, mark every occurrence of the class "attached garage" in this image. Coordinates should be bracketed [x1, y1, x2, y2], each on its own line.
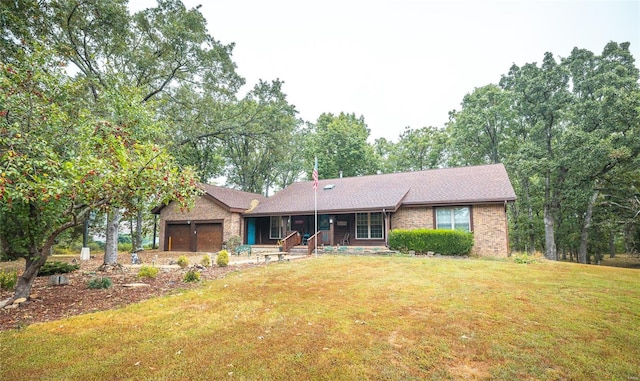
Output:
[165, 221, 224, 252]
[154, 184, 264, 252]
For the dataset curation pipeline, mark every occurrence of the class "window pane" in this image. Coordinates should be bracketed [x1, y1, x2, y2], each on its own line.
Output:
[370, 213, 383, 238]
[356, 213, 368, 239]
[454, 207, 470, 231]
[436, 208, 452, 229]
[270, 217, 280, 239]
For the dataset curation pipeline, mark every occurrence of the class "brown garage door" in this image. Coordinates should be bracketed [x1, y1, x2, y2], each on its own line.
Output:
[195, 223, 223, 252]
[166, 223, 191, 251]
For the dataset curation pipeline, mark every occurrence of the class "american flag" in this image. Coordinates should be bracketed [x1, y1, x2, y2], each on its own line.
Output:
[312, 157, 318, 191]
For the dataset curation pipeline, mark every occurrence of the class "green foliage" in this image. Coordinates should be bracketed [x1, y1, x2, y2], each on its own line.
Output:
[513, 253, 539, 264]
[216, 250, 230, 267]
[37, 261, 80, 277]
[306, 112, 379, 179]
[87, 277, 112, 289]
[117, 243, 133, 253]
[388, 229, 474, 256]
[176, 255, 190, 268]
[137, 265, 159, 279]
[225, 236, 242, 254]
[183, 269, 201, 283]
[0, 270, 18, 290]
[200, 254, 211, 267]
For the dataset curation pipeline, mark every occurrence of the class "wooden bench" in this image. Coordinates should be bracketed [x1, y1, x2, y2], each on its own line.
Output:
[234, 244, 252, 257]
[262, 252, 287, 264]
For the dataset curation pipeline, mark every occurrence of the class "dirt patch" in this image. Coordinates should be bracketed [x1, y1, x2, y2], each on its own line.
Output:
[0, 251, 266, 331]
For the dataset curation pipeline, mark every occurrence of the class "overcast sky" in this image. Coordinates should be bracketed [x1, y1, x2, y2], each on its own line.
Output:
[131, 0, 640, 142]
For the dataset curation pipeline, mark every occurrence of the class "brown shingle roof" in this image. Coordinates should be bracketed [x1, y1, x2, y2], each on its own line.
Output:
[200, 184, 265, 212]
[246, 164, 516, 216]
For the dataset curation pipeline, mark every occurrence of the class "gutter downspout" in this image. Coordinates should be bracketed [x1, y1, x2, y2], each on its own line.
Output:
[383, 208, 388, 247]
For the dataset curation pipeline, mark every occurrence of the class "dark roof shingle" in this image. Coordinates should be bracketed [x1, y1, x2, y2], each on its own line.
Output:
[246, 164, 515, 216]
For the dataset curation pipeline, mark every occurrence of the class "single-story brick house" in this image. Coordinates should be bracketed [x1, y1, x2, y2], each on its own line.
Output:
[154, 163, 517, 256]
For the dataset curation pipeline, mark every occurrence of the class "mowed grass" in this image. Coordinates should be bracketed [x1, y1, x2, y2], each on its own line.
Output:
[1, 256, 639, 380]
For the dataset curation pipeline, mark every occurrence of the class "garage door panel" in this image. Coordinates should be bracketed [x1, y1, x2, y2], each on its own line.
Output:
[167, 224, 191, 251]
[196, 223, 223, 252]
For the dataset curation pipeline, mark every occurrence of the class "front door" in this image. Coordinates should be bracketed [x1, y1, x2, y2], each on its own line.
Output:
[247, 218, 256, 245]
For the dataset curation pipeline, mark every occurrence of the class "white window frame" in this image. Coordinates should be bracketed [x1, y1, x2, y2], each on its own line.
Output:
[435, 207, 471, 232]
[355, 212, 384, 239]
[269, 216, 290, 239]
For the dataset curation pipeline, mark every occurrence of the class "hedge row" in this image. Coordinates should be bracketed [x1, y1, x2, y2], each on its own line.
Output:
[388, 228, 474, 256]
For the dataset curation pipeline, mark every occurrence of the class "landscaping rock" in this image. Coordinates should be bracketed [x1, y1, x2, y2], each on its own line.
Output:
[48, 275, 69, 286]
[122, 283, 150, 288]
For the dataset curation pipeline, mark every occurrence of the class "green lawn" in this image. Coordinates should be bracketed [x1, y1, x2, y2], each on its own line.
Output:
[1, 255, 639, 380]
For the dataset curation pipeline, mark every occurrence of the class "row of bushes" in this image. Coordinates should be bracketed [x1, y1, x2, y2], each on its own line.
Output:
[388, 229, 474, 256]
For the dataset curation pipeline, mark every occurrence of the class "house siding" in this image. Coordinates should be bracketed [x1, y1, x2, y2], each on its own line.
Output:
[158, 197, 242, 251]
[391, 203, 509, 257]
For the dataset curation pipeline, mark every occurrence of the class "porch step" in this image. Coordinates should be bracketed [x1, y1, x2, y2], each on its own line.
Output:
[288, 247, 310, 255]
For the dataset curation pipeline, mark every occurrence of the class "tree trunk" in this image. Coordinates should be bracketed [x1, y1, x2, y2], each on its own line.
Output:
[12, 248, 49, 301]
[609, 232, 616, 258]
[578, 189, 599, 264]
[543, 204, 557, 260]
[136, 209, 143, 251]
[104, 209, 120, 265]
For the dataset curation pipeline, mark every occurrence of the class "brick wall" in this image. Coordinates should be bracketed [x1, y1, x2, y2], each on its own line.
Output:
[391, 203, 509, 257]
[391, 207, 433, 230]
[470, 203, 509, 257]
[158, 196, 242, 251]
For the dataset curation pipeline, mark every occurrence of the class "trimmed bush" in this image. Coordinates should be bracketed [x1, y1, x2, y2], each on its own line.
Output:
[183, 269, 201, 283]
[200, 254, 212, 267]
[216, 250, 230, 267]
[0, 270, 18, 291]
[388, 228, 474, 256]
[37, 261, 80, 277]
[176, 255, 189, 268]
[137, 265, 159, 279]
[87, 277, 112, 289]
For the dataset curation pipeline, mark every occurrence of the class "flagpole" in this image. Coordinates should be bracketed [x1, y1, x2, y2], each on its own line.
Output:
[313, 157, 318, 258]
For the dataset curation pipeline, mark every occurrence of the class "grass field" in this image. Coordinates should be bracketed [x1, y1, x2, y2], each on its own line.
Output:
[1, 255, 639, 380]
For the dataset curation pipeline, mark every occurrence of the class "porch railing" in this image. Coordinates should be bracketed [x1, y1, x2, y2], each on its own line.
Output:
[306, 232, 322, 255]
[281, 231, 301, 253]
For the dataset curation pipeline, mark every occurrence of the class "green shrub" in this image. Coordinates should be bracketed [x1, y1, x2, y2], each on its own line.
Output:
[183, 269, 201, 283]
[87, 277, 112, 289]
[37, 261, 80, 277]
[216, 250, 230, 267]
[176, 255, 190, 268]
[117, 242, 132, 252]
[225, 236, 242, 254]
[52, 245, 72, 255]
[388, 229, 474, 256]
[200, 254, 211, 267]
[137, 265, 159, 279]
[513, 253, 538, 264]
[0, 270, 18, 290]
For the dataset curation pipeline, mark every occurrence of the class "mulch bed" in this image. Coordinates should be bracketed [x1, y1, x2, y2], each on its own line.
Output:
[0, 252, 259, 331]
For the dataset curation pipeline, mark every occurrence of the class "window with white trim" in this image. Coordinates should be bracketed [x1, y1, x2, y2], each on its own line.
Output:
[269, 216, 289, 239]
[435, 207, 470, 232]
[356, 212, 384, 239]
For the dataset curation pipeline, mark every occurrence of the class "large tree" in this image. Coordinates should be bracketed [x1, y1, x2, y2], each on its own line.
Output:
[306, 112, 379, 179]
[500, 52, 571, 260]
[561, 42, 640, 263]
[0, 47, 199, 302]
[2, 0, 246, 264]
